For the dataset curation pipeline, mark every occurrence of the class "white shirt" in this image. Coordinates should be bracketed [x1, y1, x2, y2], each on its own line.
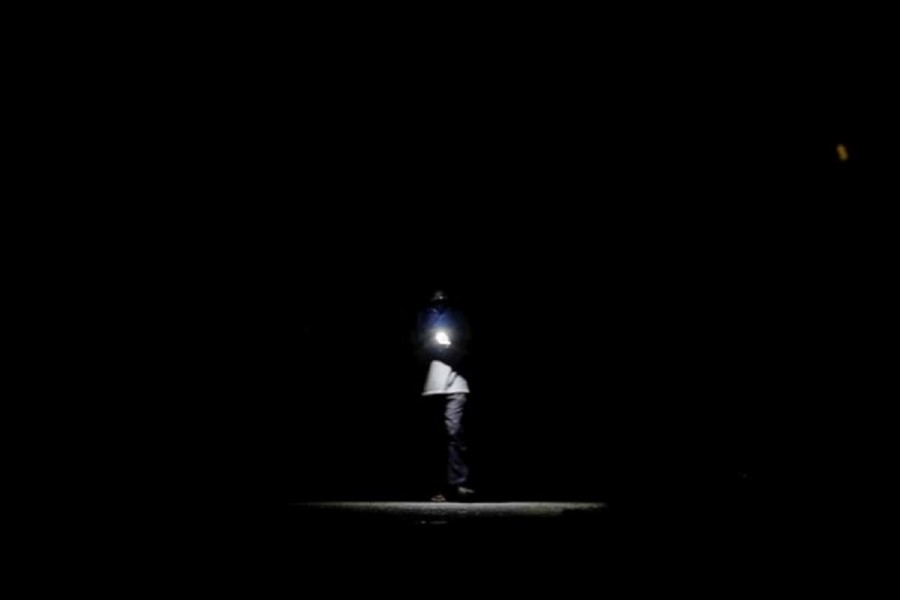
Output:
[422, 359, 470, 395]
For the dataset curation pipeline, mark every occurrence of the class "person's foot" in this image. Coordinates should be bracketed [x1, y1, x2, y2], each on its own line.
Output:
[451, 486, 476, 501]
[430, 493, 447, 503]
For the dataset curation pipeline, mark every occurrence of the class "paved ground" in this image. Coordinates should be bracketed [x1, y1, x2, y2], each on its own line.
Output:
[273, 498, 777, 587]
[290, 501, 607, 524]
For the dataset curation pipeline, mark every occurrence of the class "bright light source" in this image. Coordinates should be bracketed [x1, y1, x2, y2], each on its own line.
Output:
[435, 330, 452, 346]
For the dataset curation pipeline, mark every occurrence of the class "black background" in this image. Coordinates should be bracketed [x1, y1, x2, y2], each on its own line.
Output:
[57, 13, 893, 526]
[266, 25, 892, 512]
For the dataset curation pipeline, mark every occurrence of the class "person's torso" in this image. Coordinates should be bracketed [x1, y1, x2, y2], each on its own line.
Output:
[422, 360, 470, 395]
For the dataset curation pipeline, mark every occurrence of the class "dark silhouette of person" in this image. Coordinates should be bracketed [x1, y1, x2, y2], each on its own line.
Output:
[417, 290, 475, 502]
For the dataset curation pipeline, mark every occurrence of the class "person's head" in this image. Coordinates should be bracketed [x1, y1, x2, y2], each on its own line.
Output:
[430, 289, 448, 307]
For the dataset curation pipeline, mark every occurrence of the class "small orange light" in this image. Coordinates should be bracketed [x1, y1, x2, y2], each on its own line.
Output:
[836, 143, 849, 162]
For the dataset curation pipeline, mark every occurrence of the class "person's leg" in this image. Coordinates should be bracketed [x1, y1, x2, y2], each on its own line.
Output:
[427, 396, 448, 501]
[444, 393, 470, 491]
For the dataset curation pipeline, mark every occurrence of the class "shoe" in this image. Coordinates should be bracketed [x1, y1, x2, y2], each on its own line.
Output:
[451, 486, 476, 501]
[430, 493, 447, 503]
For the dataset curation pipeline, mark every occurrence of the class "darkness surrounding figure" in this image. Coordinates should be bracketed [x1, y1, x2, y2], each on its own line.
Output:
[417, 290, 475, 502]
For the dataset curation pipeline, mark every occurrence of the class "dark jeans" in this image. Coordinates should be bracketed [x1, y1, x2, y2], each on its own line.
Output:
[429, 393, 470, 489]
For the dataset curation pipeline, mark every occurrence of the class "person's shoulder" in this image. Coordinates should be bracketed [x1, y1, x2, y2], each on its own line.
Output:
[449, 307, 469, 327]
